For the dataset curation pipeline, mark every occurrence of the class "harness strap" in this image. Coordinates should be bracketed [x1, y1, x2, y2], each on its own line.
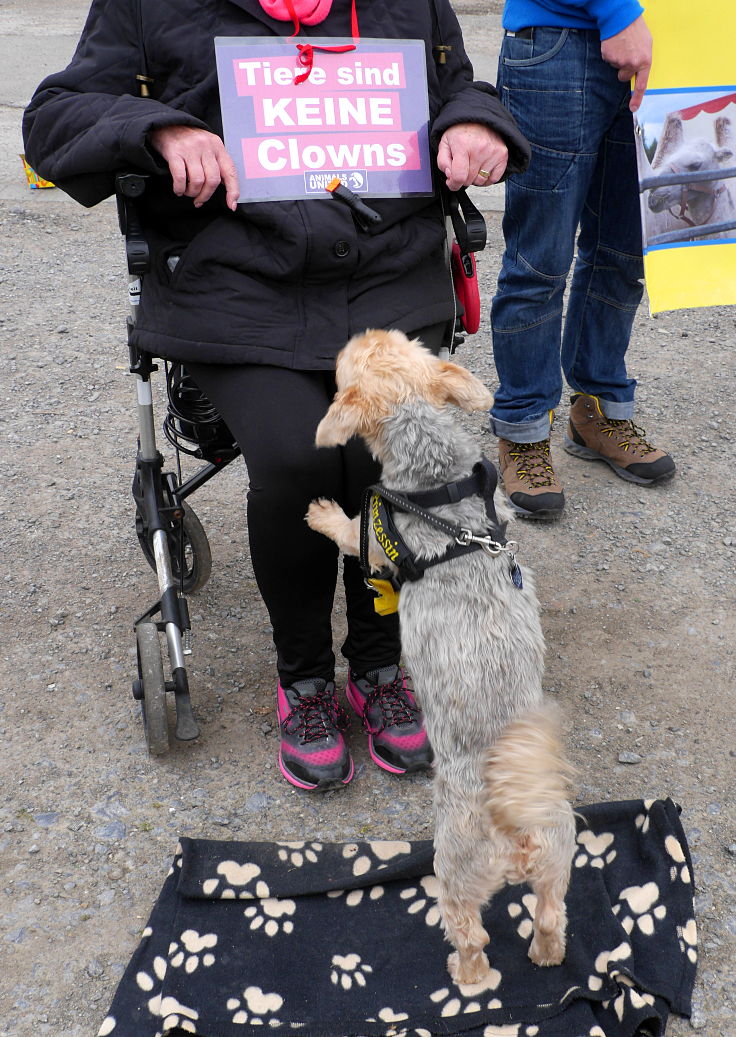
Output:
[359, 456, 509, 588]
[404, 456, 500, 521]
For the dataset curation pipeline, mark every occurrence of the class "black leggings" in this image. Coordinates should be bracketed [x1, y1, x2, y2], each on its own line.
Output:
[186, 323, 447, 685]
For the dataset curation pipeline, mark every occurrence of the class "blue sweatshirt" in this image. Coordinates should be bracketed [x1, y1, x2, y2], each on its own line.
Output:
[503, 0, 644, 41]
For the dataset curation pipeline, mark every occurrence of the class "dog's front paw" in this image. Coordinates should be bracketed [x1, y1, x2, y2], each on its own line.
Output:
[447, 950, 493, 988]
[306, 498, 342, 534]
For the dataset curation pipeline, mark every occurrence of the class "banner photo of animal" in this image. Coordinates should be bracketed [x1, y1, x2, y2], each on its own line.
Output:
[633, 0, 736, 312]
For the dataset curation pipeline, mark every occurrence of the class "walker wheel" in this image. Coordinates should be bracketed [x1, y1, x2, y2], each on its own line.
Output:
[137, 500, 212, 594]
[135, 621, 170, 756]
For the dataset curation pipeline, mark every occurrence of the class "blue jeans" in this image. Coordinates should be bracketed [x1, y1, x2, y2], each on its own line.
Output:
[491, 27, 644, 443]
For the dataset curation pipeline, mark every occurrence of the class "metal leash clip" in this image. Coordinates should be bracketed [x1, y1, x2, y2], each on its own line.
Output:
[455, 528, 519, 559]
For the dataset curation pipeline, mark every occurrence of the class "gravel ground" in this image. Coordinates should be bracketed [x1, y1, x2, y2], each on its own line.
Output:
[1, 127, 735, 1037]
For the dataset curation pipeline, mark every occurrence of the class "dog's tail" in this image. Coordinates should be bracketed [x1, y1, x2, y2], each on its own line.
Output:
[483, 706, 576, 842]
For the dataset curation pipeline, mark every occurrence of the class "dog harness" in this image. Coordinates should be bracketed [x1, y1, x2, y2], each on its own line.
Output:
[360, 456, 522, 614]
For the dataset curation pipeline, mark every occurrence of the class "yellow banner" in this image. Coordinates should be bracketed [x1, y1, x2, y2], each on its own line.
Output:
[635, 1, 736, 312]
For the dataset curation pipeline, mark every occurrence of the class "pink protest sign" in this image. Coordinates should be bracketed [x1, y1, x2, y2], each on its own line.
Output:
[215, 37, 432, 202]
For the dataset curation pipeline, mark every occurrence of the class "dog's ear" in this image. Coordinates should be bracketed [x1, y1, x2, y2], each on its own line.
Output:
[435, 362, 493, 412]
[315, 386, 368, 446]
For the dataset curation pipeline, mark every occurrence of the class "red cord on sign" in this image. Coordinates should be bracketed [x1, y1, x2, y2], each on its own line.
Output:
[294, 41, 356, 83]
[285, 0, 359, 84]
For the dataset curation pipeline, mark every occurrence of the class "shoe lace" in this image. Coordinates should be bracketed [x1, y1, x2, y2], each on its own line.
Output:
[508, 440, 557, 487]
[597, 418, 655, 456]
[282, 690, 349, 744]
[363, 674, 418, 734]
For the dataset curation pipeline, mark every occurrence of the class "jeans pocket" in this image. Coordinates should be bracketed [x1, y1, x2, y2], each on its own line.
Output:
[498, 29, 584, 165]
[502, 27, 569, 67]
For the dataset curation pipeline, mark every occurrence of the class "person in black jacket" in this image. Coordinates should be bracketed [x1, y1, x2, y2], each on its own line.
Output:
[24, 0, 530, 792]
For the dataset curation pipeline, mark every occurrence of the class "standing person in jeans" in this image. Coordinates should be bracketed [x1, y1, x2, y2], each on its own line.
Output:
[489, 1, 676, 520]
[24, 0, 530, 790]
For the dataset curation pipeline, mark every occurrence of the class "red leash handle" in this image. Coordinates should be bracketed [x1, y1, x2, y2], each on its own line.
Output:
[451, 243, 481, 335]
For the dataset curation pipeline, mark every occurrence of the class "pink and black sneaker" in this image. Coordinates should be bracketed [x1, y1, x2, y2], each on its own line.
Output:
[277, 678, 354, 791]
[346, 665, 433, 775]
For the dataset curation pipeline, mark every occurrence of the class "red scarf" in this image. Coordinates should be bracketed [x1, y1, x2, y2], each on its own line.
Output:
[258, 0, 336, 26]
[258, 0, 359, 82]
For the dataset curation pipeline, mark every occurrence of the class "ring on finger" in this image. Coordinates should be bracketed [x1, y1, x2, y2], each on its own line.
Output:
[478, 168, 491, 179]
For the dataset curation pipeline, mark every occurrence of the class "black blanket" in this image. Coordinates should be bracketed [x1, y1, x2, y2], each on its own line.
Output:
[97, 799, 696, 1037]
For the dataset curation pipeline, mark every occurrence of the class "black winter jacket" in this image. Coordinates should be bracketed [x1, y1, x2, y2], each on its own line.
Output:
[23, 0, 530, 368]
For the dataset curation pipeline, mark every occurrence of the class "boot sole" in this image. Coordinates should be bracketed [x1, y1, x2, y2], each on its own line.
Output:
[563, 435, 676, 486]
[507, 501, 564, 521]
[498, 479, 564, 522]
[501, 491, 564, 521]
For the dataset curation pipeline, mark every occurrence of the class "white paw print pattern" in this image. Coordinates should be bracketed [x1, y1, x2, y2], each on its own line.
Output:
[575, 830, 617, 869]
[226, 985, 283, 1026]
[330, 952, 373, 989]
[633, 800, 656, 835]
[664, 833, 692, 885]
[167, 929, 217, 973]
[341, 840, 411, 877]
[202, 859, 271, 900]
[507, 892, 537, 942]
[429, 969, 503, 1018]
[145, 995, 199, 1033]
[135, 952, 167, 993]
[243, 896, 296, 936]
[97, 1018, 116, 1036]
[399, 875, 442, 927]
[613, 882, 667, 936]
[363, 1005, 410, 1032]
[586, 941, 632, 992]
[603, 975, 655, 1024]
[326, 884, 385, 908]
[276, 841, 323, 867]
[678, 917, 698, 964]
[481, 1025, 520, 1036]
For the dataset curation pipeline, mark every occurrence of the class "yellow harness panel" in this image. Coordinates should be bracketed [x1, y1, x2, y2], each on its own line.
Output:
[367, 578, 400, 616]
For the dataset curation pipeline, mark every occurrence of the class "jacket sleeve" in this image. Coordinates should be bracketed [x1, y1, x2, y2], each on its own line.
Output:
[22, 0, 209, 207]
[426, 0, 531, 178]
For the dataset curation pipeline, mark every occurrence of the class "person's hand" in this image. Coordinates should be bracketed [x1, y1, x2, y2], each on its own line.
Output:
[600, 15, 652, 113]
[437, 122, 509, 191]
[149, 125, 240, 210]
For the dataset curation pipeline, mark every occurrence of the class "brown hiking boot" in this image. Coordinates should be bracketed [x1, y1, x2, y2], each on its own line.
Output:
[564, 393, 676, 485]
[498, 437, 565, 520]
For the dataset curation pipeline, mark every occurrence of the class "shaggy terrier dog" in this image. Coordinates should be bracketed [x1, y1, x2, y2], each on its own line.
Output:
[306, 329, 577, 987]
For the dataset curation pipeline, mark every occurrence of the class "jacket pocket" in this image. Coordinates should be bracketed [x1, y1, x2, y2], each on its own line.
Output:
[165, 217, 235, 288]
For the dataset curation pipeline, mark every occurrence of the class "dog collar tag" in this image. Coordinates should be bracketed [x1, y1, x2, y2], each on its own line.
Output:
[510, 562, 523, 589]
[368, 578, 400, 615]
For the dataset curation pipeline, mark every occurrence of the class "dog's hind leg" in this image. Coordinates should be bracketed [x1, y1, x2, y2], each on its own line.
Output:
[483, 708, 576, 968]
[527, 835, 574, 966]
[434, 778, 505, 986]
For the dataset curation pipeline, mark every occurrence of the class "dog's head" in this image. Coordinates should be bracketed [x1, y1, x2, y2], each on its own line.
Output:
[315, 328, 493, 449]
